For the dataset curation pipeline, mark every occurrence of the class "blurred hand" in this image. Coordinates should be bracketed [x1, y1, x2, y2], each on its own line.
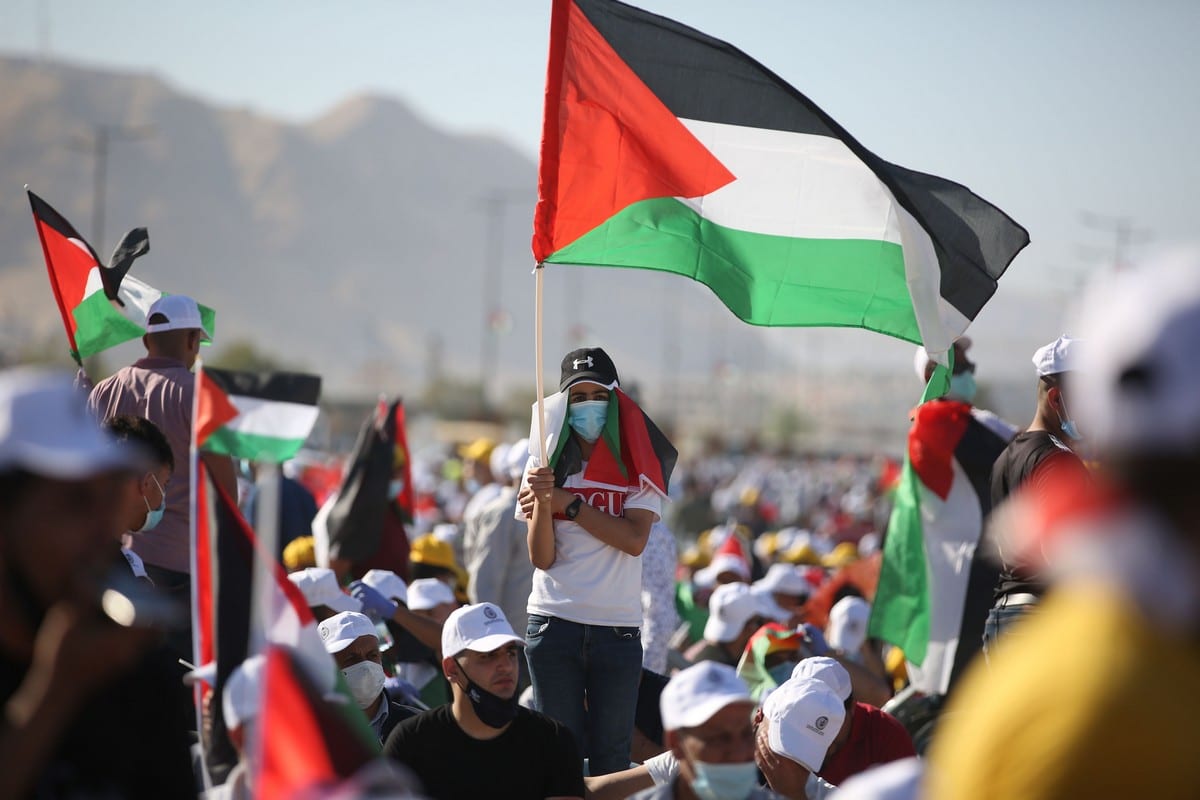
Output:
[755, 719, 811, 799]
[799, 623, 830, 657]
[526, 467, 556, 506]
[349, 581, 397, 622]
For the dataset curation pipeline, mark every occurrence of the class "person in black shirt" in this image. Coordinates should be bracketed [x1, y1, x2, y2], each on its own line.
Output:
[984, 335, 1090, 660]
[383, 602, 584, 800]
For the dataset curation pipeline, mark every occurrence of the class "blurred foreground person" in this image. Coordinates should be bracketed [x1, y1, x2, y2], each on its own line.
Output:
[384, 603, 583, 799]
[0, 369, 193, 797]
[928, 255, 1200, 798]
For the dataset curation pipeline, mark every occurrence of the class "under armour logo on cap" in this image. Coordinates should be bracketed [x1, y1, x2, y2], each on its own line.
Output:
[559, 347, 619, 392]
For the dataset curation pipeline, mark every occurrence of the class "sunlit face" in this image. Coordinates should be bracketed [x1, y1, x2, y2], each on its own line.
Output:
[449, 643, 521, 700]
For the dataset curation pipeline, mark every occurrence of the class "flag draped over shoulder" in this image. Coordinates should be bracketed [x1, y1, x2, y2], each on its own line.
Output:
[27, 190, 216, 361]
[323, 398, 413, 564]
[528, 387, 677, 497]
[195, 367, 321, 463]
[532, 0, 1029, 364]
[868, 364, 1009, 695]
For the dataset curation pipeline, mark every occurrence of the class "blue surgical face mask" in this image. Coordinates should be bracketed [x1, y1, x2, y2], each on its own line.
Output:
[568, 400, 608, 443]
[1058, 395, 1083, 441]
[947, 372, 977, 403]
[690, 760, 760, 800]
[138, 475, 166, 533]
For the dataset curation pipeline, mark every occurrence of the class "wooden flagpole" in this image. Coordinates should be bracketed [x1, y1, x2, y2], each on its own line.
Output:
[534, 262, 549, 466]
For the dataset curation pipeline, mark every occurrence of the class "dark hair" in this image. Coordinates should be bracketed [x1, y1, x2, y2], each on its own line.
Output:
[105, 415, 175, 471]
[0, 469, 36, 513]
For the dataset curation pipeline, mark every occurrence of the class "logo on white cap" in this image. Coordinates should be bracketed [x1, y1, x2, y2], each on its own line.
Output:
[484, 605, 498, 620]
[810, 715, 829, 733]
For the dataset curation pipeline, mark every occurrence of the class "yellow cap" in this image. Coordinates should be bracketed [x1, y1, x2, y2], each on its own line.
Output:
[282, 536, 316, 572]
[680, 545, 710, 569]
[781, 542, 821, 566]
[458, 437, 497, 463]
[410, 534, 458, 570]
[823, 542, 860, 569]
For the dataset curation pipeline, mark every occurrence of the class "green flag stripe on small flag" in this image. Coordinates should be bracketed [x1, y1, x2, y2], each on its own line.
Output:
[196, 367, 321, 463]
[868, 358, 953, 669]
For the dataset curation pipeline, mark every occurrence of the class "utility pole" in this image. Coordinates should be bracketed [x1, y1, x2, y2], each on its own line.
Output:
[70, 123, 152, 256]
[476, 189, 528, 406]
[1080, 211, 1151, 272]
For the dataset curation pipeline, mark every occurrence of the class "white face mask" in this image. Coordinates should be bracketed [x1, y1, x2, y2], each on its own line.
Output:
[341, 660, 386, 709]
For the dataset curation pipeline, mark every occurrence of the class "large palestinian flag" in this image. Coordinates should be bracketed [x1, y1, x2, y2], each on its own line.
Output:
[868, 393, 1012, 695]
[527, 387, 676, 498]
[195, 366, 321, 464]
[27, 190, 216, 361]
[533, 0, 1028, 364]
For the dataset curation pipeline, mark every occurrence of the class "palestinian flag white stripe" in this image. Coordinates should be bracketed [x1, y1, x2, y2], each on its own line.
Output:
[220, 396, 320, 443]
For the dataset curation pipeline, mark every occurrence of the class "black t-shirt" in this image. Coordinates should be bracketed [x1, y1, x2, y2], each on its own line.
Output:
[383, 704, 584, 800]
[0, 642, 196, 798]
[989, 431, 1075, 600]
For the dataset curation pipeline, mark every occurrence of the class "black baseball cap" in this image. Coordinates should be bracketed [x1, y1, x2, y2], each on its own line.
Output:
[559, 347, 619, 392]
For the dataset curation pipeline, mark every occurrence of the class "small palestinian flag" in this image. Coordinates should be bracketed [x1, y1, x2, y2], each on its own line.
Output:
[256, 644, 380, 799]
[533, 0, 1028, 364]
[27, 190, 216, 362]
[323, 398, 414, 564]
[195, 367, 321, 464]
[527, 387, 676, 498]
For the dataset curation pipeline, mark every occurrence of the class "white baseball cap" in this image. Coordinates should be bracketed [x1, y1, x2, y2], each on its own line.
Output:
[791, 656, 853, 702]
[144, 294, 211, 341]
[1075, 252, 1200, 453]
[0, 369, 138, 478]
[361, 569, 408, 605]
[223, 654, 266, 731]
[318, 611, 378, 654]
[505, 438, 531, 480]
[827, 596, 871, 654]
[488, 441, 510, 482]
[754, 563, 812, 599]
[750, 585, 792, 623]
[763, 677, 846, 771]
[704, 582, 764, 643]
[441, 602, 524, 659]
[407, 578, 456, 611]
[660, 661, 754, 731]
[287, 567, 361, 613]
[695, 553, 751, 588]
[1032, 335, 1082, 377]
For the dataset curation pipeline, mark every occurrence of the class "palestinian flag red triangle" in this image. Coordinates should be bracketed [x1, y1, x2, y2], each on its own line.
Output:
[532, 0, 735, 262]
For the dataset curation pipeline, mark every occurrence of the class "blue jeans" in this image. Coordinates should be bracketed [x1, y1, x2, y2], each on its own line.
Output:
[982, 603, 1035, 665]
[525, 614, 642, 776]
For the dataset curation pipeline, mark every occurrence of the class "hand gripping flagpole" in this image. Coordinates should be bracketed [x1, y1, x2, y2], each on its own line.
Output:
[534, 262, 549, 466]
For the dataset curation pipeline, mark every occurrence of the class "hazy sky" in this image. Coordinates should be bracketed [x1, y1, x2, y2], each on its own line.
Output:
[3, 0, 1197, 323]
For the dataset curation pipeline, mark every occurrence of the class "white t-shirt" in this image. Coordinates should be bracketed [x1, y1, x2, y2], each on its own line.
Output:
[521, 460, 662, 626]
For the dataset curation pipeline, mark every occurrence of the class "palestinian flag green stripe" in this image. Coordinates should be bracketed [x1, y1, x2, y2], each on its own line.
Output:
[548, 197, 920, 341]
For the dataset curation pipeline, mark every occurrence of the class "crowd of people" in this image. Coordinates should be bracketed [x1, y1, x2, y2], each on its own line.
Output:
[2, 253, 1200, 798]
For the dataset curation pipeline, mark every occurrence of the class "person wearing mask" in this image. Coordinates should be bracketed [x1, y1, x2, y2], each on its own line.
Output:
[103, 414, 174, 583]
[383, 603, 584, 799]
[629, 661, 781, 800]
[520, 347, 676, 775]
[318, 611, 421, 744]
[984, 334, 1090, 658]
[87, 295, 237, 616]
